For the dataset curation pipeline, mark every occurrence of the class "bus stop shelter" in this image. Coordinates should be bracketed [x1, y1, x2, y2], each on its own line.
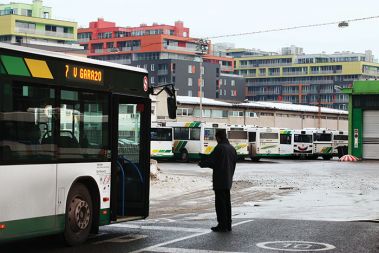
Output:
[343, 80, 379, 159]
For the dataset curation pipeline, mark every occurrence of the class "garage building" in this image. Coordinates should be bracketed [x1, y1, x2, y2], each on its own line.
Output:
[343, 80, 379, 159]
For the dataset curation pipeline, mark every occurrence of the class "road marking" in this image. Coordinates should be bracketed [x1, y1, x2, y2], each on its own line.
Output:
[94, 234, 147, 244]
[149, 246, 248, 253]
[256, 241, 336, 252]
[110, 223, 210, 233]
[129, 219, 253, 253]
[132, 218, 176, 224]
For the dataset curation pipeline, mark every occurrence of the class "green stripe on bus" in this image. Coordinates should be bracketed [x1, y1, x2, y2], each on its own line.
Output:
[321, 147, 333, 154]
[0, 55, 30, 77]
[99, 208, 110, 226]
[0, 60, 6, 74]
[178, 141, 187, 151]
[0, 215, 64, 242]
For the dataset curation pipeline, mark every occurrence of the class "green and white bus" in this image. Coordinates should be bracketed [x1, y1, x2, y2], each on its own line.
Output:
[150, 123, 174, 159]
[0, 43, 160, 245]
[166, 121, 227, 162]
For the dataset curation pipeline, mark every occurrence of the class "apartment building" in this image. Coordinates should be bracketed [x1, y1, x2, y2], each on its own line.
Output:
[230, 46, 379, 110]
[78, 19, 245, 101]
[0, 0, 78, 51]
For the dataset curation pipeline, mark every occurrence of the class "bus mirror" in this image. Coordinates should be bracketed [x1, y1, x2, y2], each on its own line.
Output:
[167, 97, 177, 119]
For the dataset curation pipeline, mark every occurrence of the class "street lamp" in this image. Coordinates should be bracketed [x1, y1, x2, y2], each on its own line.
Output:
[196, 39, 209, 122]
[338, 21, 349, 28]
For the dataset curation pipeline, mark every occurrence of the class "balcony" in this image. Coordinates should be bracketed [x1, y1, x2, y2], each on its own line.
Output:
[268, 72, 281, 77]
[109, 59, 131, 65]
[15, 27, 75, 39]
[78, 38, 90, 43]
[164, 45, 198, 53]
[283, 71, 308, 76]
[310, 70, 342, 75]
[158, 69, 169, 75]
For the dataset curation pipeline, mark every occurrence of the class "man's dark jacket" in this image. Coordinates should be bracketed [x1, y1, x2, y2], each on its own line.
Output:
[200, 139, 237, 190]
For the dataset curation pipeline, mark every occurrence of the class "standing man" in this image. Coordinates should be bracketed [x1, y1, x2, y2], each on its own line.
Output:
[199, 129, 237, 232]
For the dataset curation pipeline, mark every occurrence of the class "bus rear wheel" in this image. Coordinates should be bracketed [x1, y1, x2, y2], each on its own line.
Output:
[180, 149, 189, 163]
[64, 183, 93, 246]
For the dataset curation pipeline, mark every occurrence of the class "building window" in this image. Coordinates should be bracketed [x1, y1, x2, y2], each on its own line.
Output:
[16, 21, 36, 30]
[151, 64, 155, 71]
[231, 80, 235, 86]
[151, 77, 155, 84]
[176, 108, 193, 116]
[188, 78, 193, 86]
[230, 111, 244, 117]
[248, 112, 258, 118]
[188, 90, 192, 97]
[212, 110, 228, 118]
[45, 25, 57, 32]
[188, 65, 193, 73]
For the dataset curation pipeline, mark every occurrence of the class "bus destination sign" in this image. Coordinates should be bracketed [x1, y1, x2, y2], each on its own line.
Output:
[65, 64, 103, 85]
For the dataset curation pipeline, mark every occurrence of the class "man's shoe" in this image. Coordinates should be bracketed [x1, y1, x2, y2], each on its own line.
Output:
[211, 226, 228, 232]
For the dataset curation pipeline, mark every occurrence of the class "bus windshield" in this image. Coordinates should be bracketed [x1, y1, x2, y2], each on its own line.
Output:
[260, 132, 278, 140]
[294, 134, 312, 143]
[334, 135, 348, 140]
[228, 130, 247, 140]
[151, 128, 172, 141]
[313, 133, 332, 142]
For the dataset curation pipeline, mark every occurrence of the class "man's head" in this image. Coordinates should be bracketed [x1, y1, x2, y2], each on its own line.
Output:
[215, 129, 227, 144]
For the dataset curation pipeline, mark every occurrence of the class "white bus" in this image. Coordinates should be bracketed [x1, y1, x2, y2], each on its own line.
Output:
[331, 130, 348, 158]
[0, 44, 179, 245]
[293, 129, 314, 157]
[279, 129, 294, 157]
[150, 124, 174, 159]
[247, 127, 280, 161]
[227, 125, 249, 159]
[306, 128, 334, 160]
[166, 121, 227, 162]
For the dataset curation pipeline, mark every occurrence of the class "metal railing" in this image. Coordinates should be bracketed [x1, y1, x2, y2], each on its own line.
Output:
[15, 27, 75, 39]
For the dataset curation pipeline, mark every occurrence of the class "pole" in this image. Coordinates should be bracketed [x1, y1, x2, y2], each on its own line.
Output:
[317, 84, 321, 128]
[197, 39, 208, 122]
[199, 58, 203, 121]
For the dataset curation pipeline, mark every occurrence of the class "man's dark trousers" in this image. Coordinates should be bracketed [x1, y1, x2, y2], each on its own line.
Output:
[215, 189, 231, 230]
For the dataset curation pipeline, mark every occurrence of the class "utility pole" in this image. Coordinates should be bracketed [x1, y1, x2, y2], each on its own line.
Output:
[317, 84, 321, 128]
[196, 39, 208, 121]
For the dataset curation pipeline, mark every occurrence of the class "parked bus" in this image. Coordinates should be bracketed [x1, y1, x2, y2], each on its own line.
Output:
[279, 129, 294, 157]
[293, 129, 314, 158]
[306, 128, 334, 160]
[227, 125, 249, 159]
[0, 43, 176, 245]
[166, 121, 227, 162]
[150, 123, 174, 159]
[247, 127, 280, 161]
[331, 130, 348, 158]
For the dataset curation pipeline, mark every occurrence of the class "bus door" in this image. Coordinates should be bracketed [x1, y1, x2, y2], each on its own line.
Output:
[111, 95, 150, 220]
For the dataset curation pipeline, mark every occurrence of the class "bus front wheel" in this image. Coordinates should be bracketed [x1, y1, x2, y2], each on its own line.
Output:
[64, 183, 93, 246]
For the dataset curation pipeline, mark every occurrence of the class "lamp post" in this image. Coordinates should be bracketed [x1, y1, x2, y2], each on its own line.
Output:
[196, 39, 208, 122]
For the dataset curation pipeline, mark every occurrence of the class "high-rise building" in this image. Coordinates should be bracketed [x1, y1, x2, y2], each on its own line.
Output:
[78, 19, 245, 101]
[230, 47, 379, 110]
[0, 0, 81, 52]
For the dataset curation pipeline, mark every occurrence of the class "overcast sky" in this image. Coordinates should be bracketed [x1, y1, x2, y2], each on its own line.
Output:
[39, 0, 379, 57]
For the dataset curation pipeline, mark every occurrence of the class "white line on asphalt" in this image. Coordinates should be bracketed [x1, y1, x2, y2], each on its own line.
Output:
[149, 246, 248, 253]
[110, 223, 210, 233]
[129, 219, 254, 253]
[94, 234, 147, 245]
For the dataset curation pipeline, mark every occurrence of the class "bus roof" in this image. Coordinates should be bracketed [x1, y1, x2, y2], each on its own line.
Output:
[0, 43, 148, 74]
